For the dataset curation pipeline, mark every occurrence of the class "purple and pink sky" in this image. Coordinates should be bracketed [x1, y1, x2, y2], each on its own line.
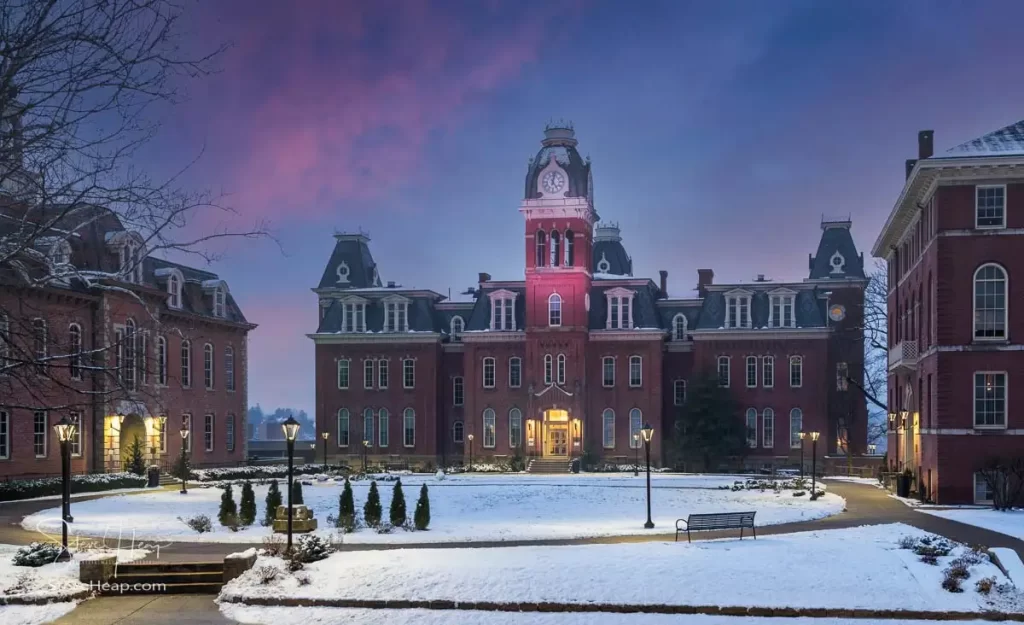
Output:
[149, 0, 1024, 415]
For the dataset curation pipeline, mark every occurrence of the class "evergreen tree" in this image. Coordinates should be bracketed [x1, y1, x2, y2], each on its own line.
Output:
[339, 478, 355, 523]
[172, 445, 190, 481]
[239, 481, 256, 526]
[291, 480, 304, 505]
[389, 479, 407, 526]
[364, 481, 382, 527]
[263, 480, 282, 526]
[123, 434, 147, 476]
[414, 483, 430, 530]
[668, 373, 747, 471]
[218, 484, 238, 526]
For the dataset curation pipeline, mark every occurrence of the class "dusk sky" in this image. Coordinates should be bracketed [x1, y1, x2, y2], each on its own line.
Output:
[149, 0, 1024, 416]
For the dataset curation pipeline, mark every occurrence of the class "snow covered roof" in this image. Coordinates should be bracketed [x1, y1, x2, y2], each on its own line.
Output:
[940, 120, 1024, 158]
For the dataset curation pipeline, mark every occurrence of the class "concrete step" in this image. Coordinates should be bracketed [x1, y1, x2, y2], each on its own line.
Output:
[528, 459, 571, 474]
[111, 570, 223, 585]
[99, 560, 225, 595]
[116, 561, 223, 574]
[95, 581, 223, 595]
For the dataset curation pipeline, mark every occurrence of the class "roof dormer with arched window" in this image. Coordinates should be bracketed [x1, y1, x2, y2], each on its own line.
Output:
[105, 230, 146, 284]
[155, 267, 185, 310]
[202, 279, 229, 319]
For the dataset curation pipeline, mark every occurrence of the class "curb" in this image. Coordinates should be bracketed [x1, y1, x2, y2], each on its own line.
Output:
[0, 590, 91, 606]
[217, 595, 1024, 620]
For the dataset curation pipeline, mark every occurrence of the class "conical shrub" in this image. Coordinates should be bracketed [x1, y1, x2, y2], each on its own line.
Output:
[389, 479, 407, 526]
[263, 480, 282, 526]
[291, 480, 304, 505]
[414, 483, 430, 530]
[218, 484, 238, 527]
[339, 478, 355, 522]
[364, 481, 382, 528]
[239, 481, 256, 526]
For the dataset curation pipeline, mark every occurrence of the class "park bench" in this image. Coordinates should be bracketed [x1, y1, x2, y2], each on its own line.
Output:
[675, 511, 756, 542]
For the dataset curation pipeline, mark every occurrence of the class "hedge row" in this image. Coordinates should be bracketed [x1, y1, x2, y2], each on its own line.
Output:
[0, 472, 148, 502]
[191, 464, 349, 483]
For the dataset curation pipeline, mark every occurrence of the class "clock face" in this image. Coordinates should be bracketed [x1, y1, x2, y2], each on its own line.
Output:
[829, 305, 846, 322]
[542, 170, 565, 194]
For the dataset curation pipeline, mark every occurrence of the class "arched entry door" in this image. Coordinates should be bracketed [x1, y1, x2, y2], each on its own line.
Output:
[540, 409, 582, 457]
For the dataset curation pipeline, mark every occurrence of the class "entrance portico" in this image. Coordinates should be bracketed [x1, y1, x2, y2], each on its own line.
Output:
[532, 408, 582, 458]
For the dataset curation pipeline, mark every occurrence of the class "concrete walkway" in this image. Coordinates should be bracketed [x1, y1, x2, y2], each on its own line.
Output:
[50, 595, 236, 625]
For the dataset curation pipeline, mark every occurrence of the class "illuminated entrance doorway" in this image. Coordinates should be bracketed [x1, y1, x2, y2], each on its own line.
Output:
[541, 409, 581, 457]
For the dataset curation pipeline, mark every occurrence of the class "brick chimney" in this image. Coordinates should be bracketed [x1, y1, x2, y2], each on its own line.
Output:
[697, 268, 714, 298]
[478, 272, 491, 285]
[918, 130, 934, 159]
[905, 159, 917, 180]
[659, 270, 668, 296]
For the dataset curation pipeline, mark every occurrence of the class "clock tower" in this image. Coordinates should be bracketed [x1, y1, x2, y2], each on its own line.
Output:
[519, 123, 598, 457]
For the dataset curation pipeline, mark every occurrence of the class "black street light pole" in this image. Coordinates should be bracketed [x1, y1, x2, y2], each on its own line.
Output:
[633, 433, 639, 477]
[321, 432, 330, 471]
[362, 440, 369, 473]
[641, 423, 654, 529]
[54, 415, 77, 561]
[282, 415, 300, 554]
[810, 431, 820, 495]
[179, 425, 190, 495]
[888, 412, 898, 471]
[798, 432, 806, 481]
[467, 434, 474, 472]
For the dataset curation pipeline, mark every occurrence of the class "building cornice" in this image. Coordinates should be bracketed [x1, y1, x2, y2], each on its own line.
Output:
[801, 278, 869, 288]
[693, 328, 829, 340]
[589, 329, 666, 341]
[461, 331, 527, 342]
[307, 332, 440, 344]
[664, 341, 694, 352]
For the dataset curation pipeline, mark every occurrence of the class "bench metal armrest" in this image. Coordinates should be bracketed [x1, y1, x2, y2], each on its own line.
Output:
[675, 518, 688, 530]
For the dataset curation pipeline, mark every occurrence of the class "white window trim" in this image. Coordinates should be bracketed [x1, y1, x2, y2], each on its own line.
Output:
[544, 354, 553, 385]
[718, 355, 731, 388]
[762, 355, 774, 388]
[156, 336, 167, 386]
[337, 358, 350, 389]
[378, 408, 389, 447]
[975, 184, 1007, 230]
[602, 356, 615, 388]
[605, 287, 635, 330]
[337, 409, 350, 448]
[746, 408, 757, 448]
[602, 409, 615, 449]
[488, 289, 518, 331]
[34, 411, 48, 458]
[629, 409, 642, 449]
[340, 296, 368, 333]
[973, 371, 1008, 430]
[204, 414, 215, 452]
[482, 408, 496, 448]
[203, 342, 214, 390]
[556, 353, 566, 385]
[68, 322, 83, 381]
[508, 408, 522, 448]
[403, 358, 415, 389]
[378, 359, 389, 390]
[226, 414, 236, 452]
[453, 376, 464, 406]
[508, 357, 522, 388]
[403, 408, 415, 448]
[452, 420, 464, 443]
[724, 289, 753, 329]
[363, 409, 374, 447]
[973, 263, 1009, 342]
[628, 355, 642, 388]
[746, 355, 757, 388]
[673, 379, 686, 406]
[548, 293, 562, 327]
[450, 315, 464, 341]
[789, 408, 803, 449]
[166, 270, 184, 309]
[383, 296, 411, 333]
[767, 289, 797, 329]
[671, 313, 688, 340]
[762, 408, 775, 448]
[180, 339, 191, 388]
[483, 357, 496, 389]
[789, 355, 803, 388]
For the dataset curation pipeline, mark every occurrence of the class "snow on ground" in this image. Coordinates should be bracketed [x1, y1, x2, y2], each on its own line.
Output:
[824, 476, 880, 486]
[23, 474, 843, 544]
[221, 605, 1023, 625]
[220, 524, 1018, 613]
[0, 543, 148, 605]
[0, 603, 78, 625]
[919, 508, 1024, 540]
[0, 487, 152, 506]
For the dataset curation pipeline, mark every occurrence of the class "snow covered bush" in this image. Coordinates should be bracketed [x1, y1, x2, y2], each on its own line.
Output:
[0, 472, 146, 502]
[292, 534, 333, 563]
[434, 469, 445, 481]
[191, 464, 348, 483]
[389, 479, 407, 526]
[364, 481, 382, 528]
[291, 481, 304, 505]
[263, 480, 282, 527]
[12, 542, 64, 567]
[977, 577, 997, 595]
[219, 485, 239, 528]
[414, 483, 430, 530]
[239, 482, 257, 526]
[256, 565, 280, 584]
[180, 514, 212, 533]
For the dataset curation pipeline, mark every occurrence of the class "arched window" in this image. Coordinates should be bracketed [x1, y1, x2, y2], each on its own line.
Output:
[974, 263, 1007, 339]
[629, 408, 642, 449]
[450, 316, 464, 342]
[363, 408, 374, 446]
[452, 420, 464, 443]
[337, 409, 350, 447]
[556, 353, 566, 385]
[403, 408, 415, 447]
[763, 408, 775, 448]
[180, 340, 191, 388]
[225, 346, 235, 392]
[68, 323, 82, 381]
[672, 314, 688, 341]
[548, 293, 562, 326]
[602, 409, 615, 449]
[745, 408, 757, 448]
[167, 274, 181, 309]
[378, 407, 389, 447]
[203, 343, 214, 389]
[213, 286, 226, 318]
[550, 230, 561, 267]
[544, 354, 553, 385]
[564, 230, 575, 266]
[509, 408, 522, 447]
[789, 408, 803, 448]
[482, 408, 496, 448]
[535, 230, 547, 268]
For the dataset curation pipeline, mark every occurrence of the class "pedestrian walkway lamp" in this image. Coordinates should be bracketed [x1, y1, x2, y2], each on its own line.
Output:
[633, 433, 640, 477]
[362, 439, 370, 473]
[467, 434, 475, 472]
[798, 432, 806, 481]
[641, 423, 654, 529]
[53, 415, 77, 561]
[179, 424, 190, 495]
[321, 431, 330, 471]
[898, 410, 909, 471]
[810, 431, 820, 496]
[282, 415, 301, 554]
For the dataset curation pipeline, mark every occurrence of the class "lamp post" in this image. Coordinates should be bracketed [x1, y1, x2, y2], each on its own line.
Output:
[888, 412, 899, 471]
[467, 434, 475, 472]
[899, 410, 909, 471]
[53, 415, 77, 561]
[798, 432, 806, 480]
[810, 431, 820, 496]
[362, 439, 370, 473]
[321, 431, 330, 471]
[641, 423, 654, 528]
[281, 415, 301, 554]
[633, 433, 639, 477]
[179, 425, 190, 494]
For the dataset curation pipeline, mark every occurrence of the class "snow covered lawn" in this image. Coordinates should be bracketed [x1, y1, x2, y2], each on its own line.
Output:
[23, 474, 843, 544]
[220, 524, 1021, 613]
[919, 508, 1024, 540]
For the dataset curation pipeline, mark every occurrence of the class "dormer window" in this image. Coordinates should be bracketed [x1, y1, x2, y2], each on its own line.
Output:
[829, 251, 846, 274]
[725, 291, 752, 329]
[213, 286, 226, 318]
[488, 289, 517, 331]
[605, 287, 634, 330]
[450, 316, 464, 342]
[341, 297, 367, 332]
[768, 291, 795, 328]
[672, 313, 688, 340]
[118, 239, 145, 284]
[548, 293, 562, 327]
[383, 297, 409, 332]
[168, 274, 181, 309]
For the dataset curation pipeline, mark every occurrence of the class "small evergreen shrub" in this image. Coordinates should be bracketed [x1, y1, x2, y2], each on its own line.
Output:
[414, 483, 430, 530]
[292, 534, 333, 563]
[976, 577, 996, 595]
[124, 435, 147, 476]
[239, 481, 257, 526]
[897, 535, 917, 550]
[180, 514, 212, 533]
[219, 484, 239, 527]
[12, 542, 64, 567]
[291, 481, 304, 505]
[172, 447, 191, 481]
[389, 479, 407, 526]
[364, 481, 382, 528]
[263, 480, 282, 526]
[339, 478, 355, 526]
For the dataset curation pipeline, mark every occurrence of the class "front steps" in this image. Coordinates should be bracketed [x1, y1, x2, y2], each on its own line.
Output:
[528, 458, 571, 474]
[100, 561, 224, 595]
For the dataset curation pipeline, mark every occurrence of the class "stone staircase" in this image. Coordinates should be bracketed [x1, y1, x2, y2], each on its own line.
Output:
[101, 561, 225, 595]
[158, 472, 179, 487]
[527, 458, 571, 474]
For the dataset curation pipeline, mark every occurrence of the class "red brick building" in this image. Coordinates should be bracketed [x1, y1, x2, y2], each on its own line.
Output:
[311, 125, 868, 469]
[874, 121, 1024, 504]
[0, 205, 255, 479]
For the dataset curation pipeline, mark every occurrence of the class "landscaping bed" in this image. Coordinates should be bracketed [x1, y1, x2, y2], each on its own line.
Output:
[0, 473, 148, 502]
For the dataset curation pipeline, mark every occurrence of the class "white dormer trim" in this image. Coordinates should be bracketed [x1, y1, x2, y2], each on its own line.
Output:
[605, 286, 634, 330]
[450, 315, 464, 342]
[829, 250, 846, 274]
[767, 288, 796, 329]
[671, 313, 688, 341]
[382, 294, 410, 332]
[339, 295, 368, 333]
[488, 289, 518, 331]
[596, 252, 611, 273]
[336, 260, 351, 284]
[724, 289, 752, 329]
[106, 230, 146, 284]
[201, 279, 229, 318]
[156, 267, 185, 309]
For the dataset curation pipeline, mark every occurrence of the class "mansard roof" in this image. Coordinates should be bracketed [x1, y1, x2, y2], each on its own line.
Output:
[807, 220, 865, 280]
[464, 284, 526, 332]
[524, 124, 592, 201]
[317, 232, 382, 290]
[147, 258, 248, 324]
[695, 286, 826, 330]
[316, 288, 441, 334]
[941, 119, 1024, 158]
[592, 223, 632, 277]
[587, 280, 660, 330]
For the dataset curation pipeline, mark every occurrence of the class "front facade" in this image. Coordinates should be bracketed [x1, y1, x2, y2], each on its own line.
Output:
[874, 122, 1024, 504]
[0, 205, 255, 479]
[311, 126, 868, 469]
